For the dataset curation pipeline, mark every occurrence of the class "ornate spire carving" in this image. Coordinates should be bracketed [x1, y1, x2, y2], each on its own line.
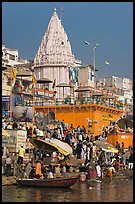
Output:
[34, 9, 75, 67]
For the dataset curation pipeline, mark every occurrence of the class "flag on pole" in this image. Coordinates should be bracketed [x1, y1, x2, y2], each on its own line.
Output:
[105, 61, 110, 65]
[11, 66, 16, 80]
[32, 73, 37, 83]
[61, 7, 64, 12]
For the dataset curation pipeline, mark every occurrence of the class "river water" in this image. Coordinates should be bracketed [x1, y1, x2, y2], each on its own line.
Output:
[2, 178, 133, 202]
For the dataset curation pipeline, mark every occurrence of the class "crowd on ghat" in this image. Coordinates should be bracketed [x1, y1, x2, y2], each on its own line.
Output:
[2, 119, 133, 181]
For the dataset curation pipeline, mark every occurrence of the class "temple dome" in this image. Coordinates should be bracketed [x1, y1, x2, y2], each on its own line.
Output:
[34, 8, 76, 67]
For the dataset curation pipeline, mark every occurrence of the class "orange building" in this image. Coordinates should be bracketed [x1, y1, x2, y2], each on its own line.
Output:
[107, 132, 133, 149]
[34, 103, 124, 136]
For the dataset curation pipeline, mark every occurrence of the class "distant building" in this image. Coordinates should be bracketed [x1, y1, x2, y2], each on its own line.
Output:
[2, 44, 29, 67]
[78, 64, 98, 87]
[97, 76, 133, 106]
[2, 45, 32, 120]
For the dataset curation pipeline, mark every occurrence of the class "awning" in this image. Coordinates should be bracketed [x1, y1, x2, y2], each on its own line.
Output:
[94, 140, 118, 153]
[29, 138, 72, 156]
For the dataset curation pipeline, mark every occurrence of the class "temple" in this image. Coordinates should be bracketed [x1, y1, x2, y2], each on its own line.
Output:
[34, 8, 81, 98]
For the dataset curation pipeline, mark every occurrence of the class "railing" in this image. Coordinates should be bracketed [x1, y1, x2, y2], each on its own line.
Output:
[13, 95, 126, 110]
[33, 96, 124, 110]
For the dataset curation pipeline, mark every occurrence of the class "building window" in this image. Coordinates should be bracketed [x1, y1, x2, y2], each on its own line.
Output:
[9, 54, 15, 61]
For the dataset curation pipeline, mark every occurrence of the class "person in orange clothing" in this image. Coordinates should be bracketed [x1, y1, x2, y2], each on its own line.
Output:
[107, 167, 112, 180]
[35, 160, 42, 179]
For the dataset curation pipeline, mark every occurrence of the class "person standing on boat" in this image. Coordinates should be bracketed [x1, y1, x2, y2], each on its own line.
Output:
[35, 160, 42, 179]
[25, 161, 32, 178]
[17, 145, 25, 165]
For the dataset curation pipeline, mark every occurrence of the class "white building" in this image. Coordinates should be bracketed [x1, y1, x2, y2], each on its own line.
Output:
[34, 8, 81, 98]
[78, 64, 98, 87]
[97, 76, 133, 105]
[2, 44, 32, 117]
[2, 44, 29, 67]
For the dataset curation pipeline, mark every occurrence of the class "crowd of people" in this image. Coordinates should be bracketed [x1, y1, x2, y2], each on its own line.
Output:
[2, 119, 133, 181]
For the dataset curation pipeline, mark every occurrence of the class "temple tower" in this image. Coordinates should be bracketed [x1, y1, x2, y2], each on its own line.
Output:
[34, 8, 77, 98]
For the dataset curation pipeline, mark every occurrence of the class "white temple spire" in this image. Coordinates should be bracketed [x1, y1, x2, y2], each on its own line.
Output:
[34, 8, 75, 67]
[34, 8, 77, 98]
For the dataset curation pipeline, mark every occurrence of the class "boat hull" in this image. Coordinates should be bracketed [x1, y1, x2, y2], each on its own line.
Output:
[16, 176, 78, 188]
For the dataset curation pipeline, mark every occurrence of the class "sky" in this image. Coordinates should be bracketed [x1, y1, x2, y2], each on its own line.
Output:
[2, 2, 133, 80]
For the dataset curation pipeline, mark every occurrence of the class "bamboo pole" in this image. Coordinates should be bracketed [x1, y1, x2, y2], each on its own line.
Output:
[32, 79, 35, 137]
[10, 67, 12, 126]
[73, 86, 75, 127]
[54, 90, 56, 121]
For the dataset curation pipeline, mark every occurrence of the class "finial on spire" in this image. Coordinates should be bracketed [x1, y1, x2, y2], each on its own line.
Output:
[60, 7, 64, 22]
[53, 7, 57, 16]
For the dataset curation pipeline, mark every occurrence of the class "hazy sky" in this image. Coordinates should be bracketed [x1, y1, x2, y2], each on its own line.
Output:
[2, 2, 133, 80]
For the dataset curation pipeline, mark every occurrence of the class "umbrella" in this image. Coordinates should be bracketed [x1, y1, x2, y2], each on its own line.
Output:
[29, 138, 71, 156]
[36, 78, 53, 84]
[117, 118, 133, 130]
[94, 140, 118, 153]
[75, 87, 91, 92]
[56, 83, 72, 98]
[2, 129, 11, 137]
[16, 71, 32, 77]
[2, 66, 8, 71]
[49, 138, 73, 154]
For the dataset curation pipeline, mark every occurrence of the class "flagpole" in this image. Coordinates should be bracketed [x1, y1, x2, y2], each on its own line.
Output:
[10, 67, 12, 126]
[52, 79, 56, 121]
[60, 7, 64, 22]
[54, 91, 56, 122]
[73, 85, 75, 127]
[32, 72, 36, 137]
[105, 60, 110, 77]
[32, 81, 34, 137]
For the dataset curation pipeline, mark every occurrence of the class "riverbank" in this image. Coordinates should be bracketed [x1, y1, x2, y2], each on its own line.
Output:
[2, 176, 17, 186]
[2, 169, 132, 186]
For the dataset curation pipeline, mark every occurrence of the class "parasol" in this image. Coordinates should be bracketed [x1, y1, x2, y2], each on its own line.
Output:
[94, 140, 118, 153]
[2, 129, 11, 137]
[56, 83, 72, 98]
[16, 71, 32, 77]
[75, 87, 91, 92]
[36, 78, 53, 84]
[2, 66, 8, 71]
[49, 138, 73, 154]
[117, 118, 133, 130]
[29, 138, 72, 156]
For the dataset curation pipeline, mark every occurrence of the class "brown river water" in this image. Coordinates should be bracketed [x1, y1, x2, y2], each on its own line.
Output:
[2, 178, 133, 202]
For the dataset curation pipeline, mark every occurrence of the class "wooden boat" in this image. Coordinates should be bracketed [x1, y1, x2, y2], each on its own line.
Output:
[15, 176, 78, 188]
